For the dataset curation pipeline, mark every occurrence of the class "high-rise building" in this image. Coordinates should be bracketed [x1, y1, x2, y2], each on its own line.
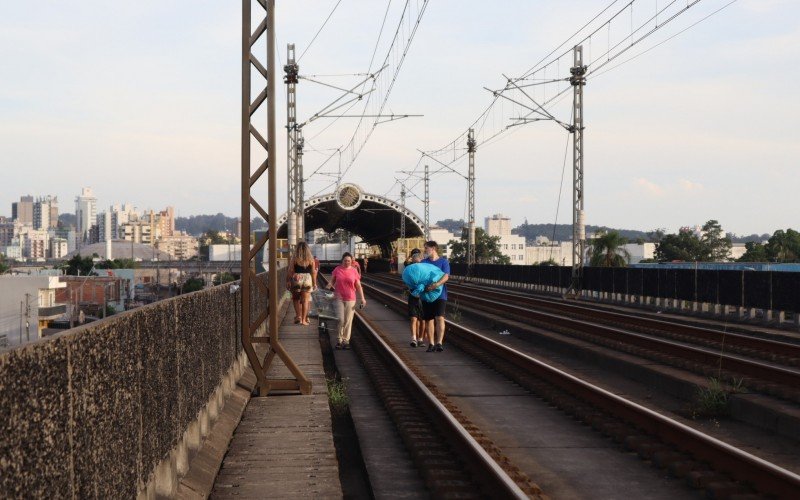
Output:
[75, 187, 97, 247]
[33, 195, 58, 230]
[485, 213, 512, 237]
[12, 195, 34, 225]
[160, 206, 175, 238]
[96, 203, 139, 242]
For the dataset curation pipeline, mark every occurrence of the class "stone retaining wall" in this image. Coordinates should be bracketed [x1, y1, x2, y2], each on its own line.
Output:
[0, 269, 285, 498]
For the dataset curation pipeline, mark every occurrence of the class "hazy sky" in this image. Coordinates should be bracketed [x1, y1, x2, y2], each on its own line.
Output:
[1, 1, 797, 236]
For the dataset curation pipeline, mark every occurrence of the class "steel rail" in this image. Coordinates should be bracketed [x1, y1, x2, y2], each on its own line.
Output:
[449, 279, 800, 360]
[362, 281, 800, 498]
[365, 274, 800, 388]
[318, 275, 528, 497]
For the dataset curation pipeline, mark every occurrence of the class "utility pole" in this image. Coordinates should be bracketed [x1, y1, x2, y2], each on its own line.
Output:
[24, 293, 31, 341]
[424, 164, 430, 240]
[399, 183, 407, 258]
[285, 43, 299, 249]
[296, 129, 305, 242]
[467, 129, 476, 269]
[567, 45, 587, 297]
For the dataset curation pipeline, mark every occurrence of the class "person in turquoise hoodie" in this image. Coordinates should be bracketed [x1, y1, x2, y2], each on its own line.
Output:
[402, 251, 445, 349]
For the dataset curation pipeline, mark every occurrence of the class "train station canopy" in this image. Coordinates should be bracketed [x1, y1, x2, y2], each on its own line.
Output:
[277, 183, 425, 256]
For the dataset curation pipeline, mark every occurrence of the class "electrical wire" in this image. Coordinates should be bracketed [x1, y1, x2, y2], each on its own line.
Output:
[297, 0, 344, 62]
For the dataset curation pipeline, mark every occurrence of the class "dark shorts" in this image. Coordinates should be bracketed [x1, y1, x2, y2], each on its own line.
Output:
[421, 298, 446, 321]
[407, 295, 424, 319]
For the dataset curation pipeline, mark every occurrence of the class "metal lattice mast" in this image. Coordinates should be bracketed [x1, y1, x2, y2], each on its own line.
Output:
[424, 164, 430, 240]
[568, 45, 586, 295]
[285, 43, 299, 248]
[467, 129, 476, 268]
[241, 0, 310, 395]
[399, 183, 406, 256]
[296, 128, 305, 241]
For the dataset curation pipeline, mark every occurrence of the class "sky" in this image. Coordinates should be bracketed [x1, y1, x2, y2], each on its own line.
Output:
[1, 0, 797, 236]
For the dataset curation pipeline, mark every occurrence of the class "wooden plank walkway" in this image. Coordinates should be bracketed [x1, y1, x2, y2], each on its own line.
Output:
[210, 308, 341, 499]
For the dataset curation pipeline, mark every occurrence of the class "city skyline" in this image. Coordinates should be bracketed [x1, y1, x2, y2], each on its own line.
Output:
[2, 1, 797, 235]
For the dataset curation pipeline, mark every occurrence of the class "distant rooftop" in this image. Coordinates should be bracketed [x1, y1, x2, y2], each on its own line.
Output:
[67, 241, 172, 261]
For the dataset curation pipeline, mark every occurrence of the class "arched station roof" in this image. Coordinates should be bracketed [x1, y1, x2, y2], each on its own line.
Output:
[277, 183, 425, 256]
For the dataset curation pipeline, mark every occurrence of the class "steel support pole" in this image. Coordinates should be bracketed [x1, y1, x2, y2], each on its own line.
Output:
[424, 164, 430, 241]
[568, 45, 586, 296]
[285, 43, 299, 248]
[467, 129, 476, 269]
[242, 0, 310, 395]
[399, 184, 406, 257]
[296, 129, 305, 241]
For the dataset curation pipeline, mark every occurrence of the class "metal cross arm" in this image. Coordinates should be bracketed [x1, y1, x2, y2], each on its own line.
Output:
[417, 150, 467, 180]
[500, 74, 572, 131]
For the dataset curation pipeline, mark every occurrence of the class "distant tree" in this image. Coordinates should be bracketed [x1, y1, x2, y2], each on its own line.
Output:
[58, 213, 77, 228]
[587, 231, 630, 267]
[213, 272, 236, 286]
[646, 228, 666, 243]
[0, 254, 8, 274]
[251, 217, 267, 231]
[435, 218, 466, 235]
[96, 258, 137, 270]
[765, 229, 800, 263]
[448, 227, 510, 265]
[537, 258, 558, 266]
[513, 222, 650, 245]
[655, 229, 708, 262]
[199, 230, 228, 260]
[182, 277, 205, 293]
[63, 254, 95, 276]
[738, 241, 769, 262]
[700, 220, 732, 261]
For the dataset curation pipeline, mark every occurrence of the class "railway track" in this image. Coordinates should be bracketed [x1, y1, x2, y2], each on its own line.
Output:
[366, 273, 800, 402]
[359, 277, 800, 498]
[317, 275, 536, 498]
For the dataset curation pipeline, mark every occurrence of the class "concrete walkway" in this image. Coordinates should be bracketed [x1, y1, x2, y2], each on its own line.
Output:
[209, 309, 341, 499]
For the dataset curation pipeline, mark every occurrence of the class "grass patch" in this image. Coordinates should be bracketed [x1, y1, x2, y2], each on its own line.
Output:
[692, 377, 745, 418]
[448, 299, 462, 323]
[327, 377, 349, 413]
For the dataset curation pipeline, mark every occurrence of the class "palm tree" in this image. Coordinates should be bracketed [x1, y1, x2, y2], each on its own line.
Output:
[587, 231, 631, 267]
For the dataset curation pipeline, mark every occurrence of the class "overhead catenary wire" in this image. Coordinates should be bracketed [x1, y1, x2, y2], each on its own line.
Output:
[297, 0, 344, 62]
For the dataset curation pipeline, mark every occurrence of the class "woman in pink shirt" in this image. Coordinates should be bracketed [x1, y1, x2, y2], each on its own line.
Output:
[328, 252, 366, 349]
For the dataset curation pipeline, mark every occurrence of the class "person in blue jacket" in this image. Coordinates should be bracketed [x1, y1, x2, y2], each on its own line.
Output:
[422, 241, 450, 352]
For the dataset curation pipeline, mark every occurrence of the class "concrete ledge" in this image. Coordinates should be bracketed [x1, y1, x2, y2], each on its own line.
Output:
[176, 365, 255, 499]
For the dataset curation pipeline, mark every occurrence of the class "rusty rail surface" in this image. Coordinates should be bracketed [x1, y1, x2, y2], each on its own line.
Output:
[318, 275, 529, 497]
[366, 273, 800, 389]
[362, 280, 800, 498]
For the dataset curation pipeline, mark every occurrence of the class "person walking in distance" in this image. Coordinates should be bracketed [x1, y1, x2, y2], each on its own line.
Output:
[422, 241, 450, 352]
[286, 241, 317, 326]
[328, 252, 366, 350]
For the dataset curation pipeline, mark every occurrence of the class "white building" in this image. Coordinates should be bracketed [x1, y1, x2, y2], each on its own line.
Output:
[50, 238, 69, 259]
[156, 233, 199, 260]
[484, 213, 527, 265]
[0, 275, 66, 348]
[622, 243, 656, 264]
[428, 226, 458, 259]
[209, 244, 242, 262]
[485, 214, 512, 238]
[97, 203, 139, 241]
[75, 187, 97, 246]
[1, 245, 23, 260]
[33, 195, 58, 230]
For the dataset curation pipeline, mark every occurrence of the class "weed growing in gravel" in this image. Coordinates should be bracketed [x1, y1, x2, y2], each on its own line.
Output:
[327, 378, 349, 413]
[693, 377, 730, 418]
[448, 299, 462, 323]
